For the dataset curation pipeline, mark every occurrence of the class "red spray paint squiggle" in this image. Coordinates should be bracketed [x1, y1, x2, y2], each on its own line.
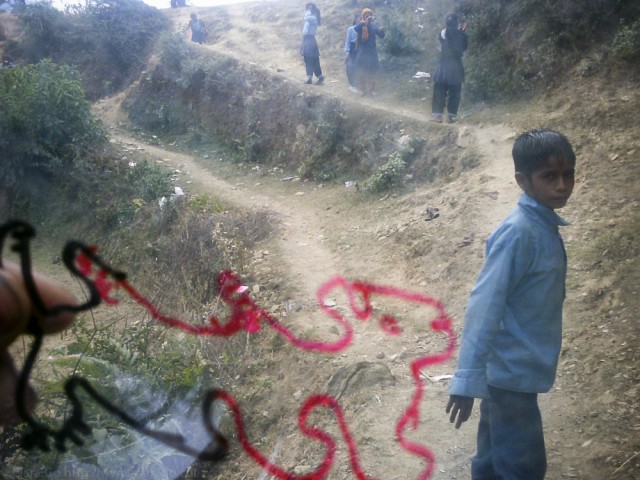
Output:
[76, 254, 456, 480]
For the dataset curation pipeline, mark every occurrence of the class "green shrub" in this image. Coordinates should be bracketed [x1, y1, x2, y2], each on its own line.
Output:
[296, 108, 345, 181]
[11, 2, 71, 63]
[85, 160, 173, 230]
[382, 13, 421, 57]
[459, 0, 640, 100]
[360, 152, 406, 193]
[124, 160, 173, 202]
[611, 18, 640, 61]
[188, 193, 226, 214]
[0, 60, 106, 198]
[160, 32, 191, 72]
[13, 0, 168, 99]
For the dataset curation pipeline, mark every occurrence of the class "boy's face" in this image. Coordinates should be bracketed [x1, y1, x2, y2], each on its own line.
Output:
[515, 156, 575, 210]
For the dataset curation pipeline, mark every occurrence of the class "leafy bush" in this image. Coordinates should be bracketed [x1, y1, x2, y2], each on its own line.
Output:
[458, 0, 640, 100]
[611, 18, 640, 61]
[124, 160, 173, 202]
[9, 2, 71, 63]
[80, 0, 168, 88]
[160, 32, 192, 72]
[381, 13, 421, 57]
[80, 159, 173, 231]
[0, 60, 106, 200]
[360, 152, 406, 193]
[13, 0, 168, 99]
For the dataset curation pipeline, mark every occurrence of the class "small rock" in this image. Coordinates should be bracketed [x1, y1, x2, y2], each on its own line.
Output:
[294, 465, 311, 475]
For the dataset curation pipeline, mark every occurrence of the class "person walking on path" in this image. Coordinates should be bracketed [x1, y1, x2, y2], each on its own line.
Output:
[446, 129, 577, 479]
[353, 7, 385, 96]
[187, 13, 207, 45]
[300, 3, 324, 85]
[344, 13, 359, 93]
[431, 13, 467, 123]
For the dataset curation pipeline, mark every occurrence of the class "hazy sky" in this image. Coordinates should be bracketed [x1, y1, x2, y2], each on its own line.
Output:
[43, 0, 261, 12]
[143, 0, 258, 9]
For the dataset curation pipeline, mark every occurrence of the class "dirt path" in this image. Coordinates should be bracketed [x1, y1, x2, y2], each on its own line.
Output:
[0, 1, 636, 478]
[89, 4, 597, 480]
[102, 107, 520, 480]
[90, 4, 530, 479]
[115, 132, 344, 335]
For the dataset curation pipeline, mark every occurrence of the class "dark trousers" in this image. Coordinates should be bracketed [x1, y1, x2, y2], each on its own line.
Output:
[304, 56, 323, 79]
[472, 386, 547, 480]
[432, 82, 462, 117]
[345, 52, 356, 87]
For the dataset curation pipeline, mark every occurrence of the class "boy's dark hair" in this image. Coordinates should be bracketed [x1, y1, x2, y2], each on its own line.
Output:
[306, 3, 321, 25]
[445, 13, 458, 28]
[512, 129, 576, 179]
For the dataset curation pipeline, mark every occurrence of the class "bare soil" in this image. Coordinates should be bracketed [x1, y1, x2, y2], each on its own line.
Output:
[7, 1, 640, 479]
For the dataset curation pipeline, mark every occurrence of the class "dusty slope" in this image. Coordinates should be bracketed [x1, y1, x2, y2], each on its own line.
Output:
[168, 1, 439, 122]
[160, 3, 639, 479]
[96, 108, 639, 480]
[4, 0, 638, 479]
[92, 2, 640, 479]
[97, 121, 518, 480]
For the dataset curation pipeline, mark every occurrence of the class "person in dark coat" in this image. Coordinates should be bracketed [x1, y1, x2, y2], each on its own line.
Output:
[431, 13, 468, 123]
[353, 7, 385, 96]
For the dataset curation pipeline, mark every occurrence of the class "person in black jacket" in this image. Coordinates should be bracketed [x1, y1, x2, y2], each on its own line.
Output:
[431, 13, 468, 123]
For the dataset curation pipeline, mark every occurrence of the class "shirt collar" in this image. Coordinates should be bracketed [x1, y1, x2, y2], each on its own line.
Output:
[518, 193, 570, 228]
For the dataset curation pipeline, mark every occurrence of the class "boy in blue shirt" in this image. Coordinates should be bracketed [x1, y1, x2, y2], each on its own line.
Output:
[446, 129, 576, 479]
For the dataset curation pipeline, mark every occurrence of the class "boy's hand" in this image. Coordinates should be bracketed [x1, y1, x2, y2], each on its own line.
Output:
[446, 395, 474, 429]
[0, 261, 77, 426]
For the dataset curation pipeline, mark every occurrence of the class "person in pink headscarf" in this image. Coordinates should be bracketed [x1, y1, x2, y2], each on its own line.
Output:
[353, 7, 385, 96]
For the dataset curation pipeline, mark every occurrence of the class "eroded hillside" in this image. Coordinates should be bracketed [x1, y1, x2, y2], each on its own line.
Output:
[118, 2, 640, 479]
[1, 1, 639, 479]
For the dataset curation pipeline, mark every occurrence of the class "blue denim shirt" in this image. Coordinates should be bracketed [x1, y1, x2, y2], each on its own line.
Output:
[344, 25, 357, 53]
[449, 193, 569, 399]
[303, 10, 318, 36]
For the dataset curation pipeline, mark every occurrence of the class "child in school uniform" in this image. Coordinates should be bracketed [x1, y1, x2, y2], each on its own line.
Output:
[187, 13, 207, 45]
[300, 3, 324, 85]
[446, 129, 577, 479]
[344, 13, 359, 93]
[431, 13, 467, 123]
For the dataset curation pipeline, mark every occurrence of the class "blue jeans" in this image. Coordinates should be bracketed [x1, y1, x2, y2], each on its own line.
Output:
[472, 386, 547, 480]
